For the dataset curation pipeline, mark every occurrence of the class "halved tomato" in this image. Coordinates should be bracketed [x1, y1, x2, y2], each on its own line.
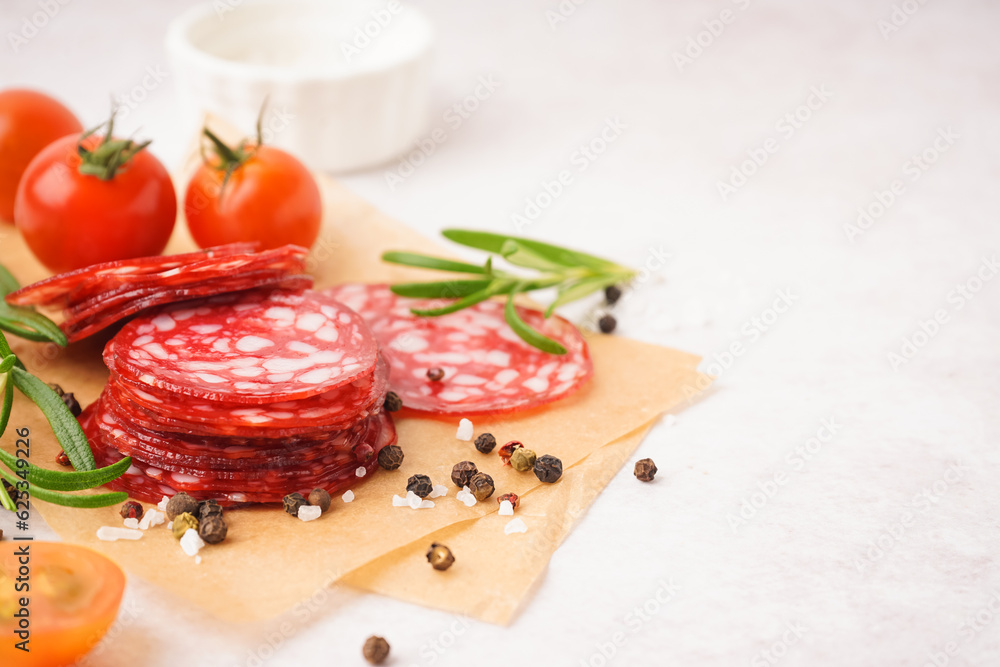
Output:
[0, 541, 125, 667]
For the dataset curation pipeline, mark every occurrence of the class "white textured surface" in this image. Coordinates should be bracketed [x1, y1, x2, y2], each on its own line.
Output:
[1, 1, 999, 666]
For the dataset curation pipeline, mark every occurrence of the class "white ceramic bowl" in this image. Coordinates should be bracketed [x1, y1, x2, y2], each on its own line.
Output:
[166, 0, 433, 172]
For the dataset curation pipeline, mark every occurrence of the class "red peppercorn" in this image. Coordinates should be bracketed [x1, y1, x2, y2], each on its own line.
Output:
[497, 492, 519, 510]
[119, 500, 143, 520]
[354, 443, 375, 463]
[55, 450, 70, 467]
[498, 441, 523, 466]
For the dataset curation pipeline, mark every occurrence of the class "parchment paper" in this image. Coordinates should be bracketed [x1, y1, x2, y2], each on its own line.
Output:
[0, 139, 710, 624]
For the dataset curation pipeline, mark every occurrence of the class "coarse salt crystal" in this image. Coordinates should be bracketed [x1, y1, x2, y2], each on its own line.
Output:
[123, 517, 139, 529]
[195, 556, 203, 565]
[298, 505, 322, 522]
[180, 528, 205, 556]
[96, 526, 143, 542]
[456, 418, 474, 441]
[664, 414, 677, 426]
[138, 512, 152, 530]
[406, 491, 423, 510]
[499, 500, 514, 516]
[419, 499, 435, 509]
[504, 518, 528, 535]
[147, 510, 165, 528]
[356, 466, 367, 477]
[167, 521, 173, 530]
[342, 490, 355, 503]
[157, 496, 170, 512]
[392, 494, 408, 507]
[429, 484, 448, 499]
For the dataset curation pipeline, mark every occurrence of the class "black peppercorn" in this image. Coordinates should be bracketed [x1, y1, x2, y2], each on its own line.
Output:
[468, 472, 495, 501]
[363, 635, 390, 665]
[406, 474, 433, 499]
[308, 488, 332, 512]
[198, 499, 223, 520]
[426, 367, 445, 382]
[165, 492, 199, 520]
[426, 542, 455, 571]
[474, 433, 497, 454]
[377, 444, 404, 471]
[383, 391, 403, 412]
[283, 492, 309, 517]
[498, 441, 522, 466]
[605, 284, 622, 305]
[198, 514, 228, 544]
[450, 461, 478, 488]
[598, 314, 617, 334]
[62, 392, 82, 417]
[634, 458, 657, 482]
[119, 500, 143, 520]
[55, 450, 70, 467]
[533, 455, 563, 483]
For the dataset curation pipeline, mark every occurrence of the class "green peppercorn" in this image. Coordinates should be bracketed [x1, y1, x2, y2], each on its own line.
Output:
[498, 441, 522, 466]
[383, 391, 403, 412]
[474, 432, 497, 454]
[172, 512, 199, 539]
[426, 542, 455, 571]
[198, 514, 228, 544]
[598, 314, 617, 334]
[308, 488, 332, 512]
[406, 474, 433, 499]
[450, 461, 478, 488]
[377, 444, 404, 471]
[533, 455, 563, 483]
[165, 492, 199, 520]
[605, 284, 622, 305]
[363, 635, 390, 665]
[510, 448, 537, 472]
[634, 458, 657, 482]
[283, 492, 309, 517]
[468, 472, 495, 501]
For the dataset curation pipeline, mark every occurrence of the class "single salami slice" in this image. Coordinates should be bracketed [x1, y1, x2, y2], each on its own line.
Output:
[106, 353, 389, 438]
[81, 403, 396, 505]
[62, 274, 314, 343]
[324, 283, 593, 415]
[5, 243, 259, 307]
[106, 289, 379, 404]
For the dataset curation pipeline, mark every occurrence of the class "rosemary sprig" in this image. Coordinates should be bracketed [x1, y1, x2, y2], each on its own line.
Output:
[382, 229, 634, 353]
[0, 265, 67, 347]
[0, 327, 128, 508]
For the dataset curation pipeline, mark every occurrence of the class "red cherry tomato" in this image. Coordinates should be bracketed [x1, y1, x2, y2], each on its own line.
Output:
[184, 144, 321, 251]
[0, 89, 83, 223]
[0, 542, 126, 667]
[14, 132, 177, 273]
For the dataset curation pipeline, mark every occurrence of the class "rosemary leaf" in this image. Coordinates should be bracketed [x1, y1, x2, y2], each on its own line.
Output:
[0, 466, 127, 508]
[10, 367, 95, 471]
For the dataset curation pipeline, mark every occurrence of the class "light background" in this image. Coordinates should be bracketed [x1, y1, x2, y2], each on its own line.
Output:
[2, 1, 1000, 665]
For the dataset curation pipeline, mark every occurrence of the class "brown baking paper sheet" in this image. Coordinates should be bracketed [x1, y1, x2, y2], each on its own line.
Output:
[0, 138, 711, 624]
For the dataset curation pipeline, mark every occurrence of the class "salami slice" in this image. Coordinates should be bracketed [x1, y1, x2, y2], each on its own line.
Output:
[106, 353, 388, 438]
[62, 273, 314, 343]
[81, 403, 395, 505]
[5, 243, 259, 307]
[105, 289, 379, 404]
[325, 283, 593, 415]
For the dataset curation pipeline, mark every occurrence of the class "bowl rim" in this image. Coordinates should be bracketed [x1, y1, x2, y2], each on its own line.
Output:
[166, 0, 434, 84]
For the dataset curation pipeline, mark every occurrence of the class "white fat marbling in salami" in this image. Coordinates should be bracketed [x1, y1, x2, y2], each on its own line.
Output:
[106, 289, 379, 404]
[324, 283, 593, 415]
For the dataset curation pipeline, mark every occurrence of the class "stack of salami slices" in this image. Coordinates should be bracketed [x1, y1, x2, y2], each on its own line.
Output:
[78, 288, 395, 505]
[5, 243, 311, 342]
